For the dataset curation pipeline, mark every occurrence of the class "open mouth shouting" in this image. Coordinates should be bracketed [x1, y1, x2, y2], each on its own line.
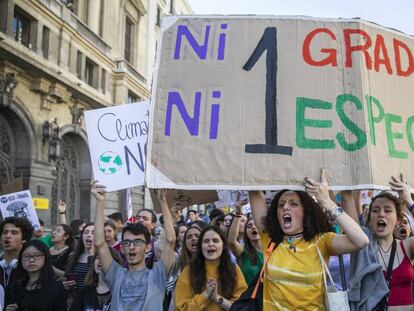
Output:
[190, 240, 198, 252]
[282, 214, 293, 229]
[376, 220, 387, 232]
[2, 239, 11, 249]
[205, 248, 218, 258]
[399, 227, 408, 239]
[128, 251, 137, 261]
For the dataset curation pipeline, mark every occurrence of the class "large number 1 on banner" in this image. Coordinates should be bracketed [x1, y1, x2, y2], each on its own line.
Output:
[243, 27, 293, 155]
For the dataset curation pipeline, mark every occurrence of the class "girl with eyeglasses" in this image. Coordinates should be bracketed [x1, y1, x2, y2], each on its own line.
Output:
[5, 239, 67, 311]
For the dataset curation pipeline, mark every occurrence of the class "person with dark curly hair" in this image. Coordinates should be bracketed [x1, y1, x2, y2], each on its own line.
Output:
[249, 169, 368, 310]
[0, 217, 33, 296]
[175, 225, 247, 310]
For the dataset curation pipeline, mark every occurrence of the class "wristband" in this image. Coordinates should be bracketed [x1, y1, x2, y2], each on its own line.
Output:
[331, 206, 344, 219]
[59, 212, 66, 214]
[216, 297, 224, 305]
[233, 214, 242, 218]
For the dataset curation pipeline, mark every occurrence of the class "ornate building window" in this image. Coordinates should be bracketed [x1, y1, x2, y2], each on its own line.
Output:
[84, 57, 97, 88]
[124, 17, 133, 63]
[12, 9, 31, 48]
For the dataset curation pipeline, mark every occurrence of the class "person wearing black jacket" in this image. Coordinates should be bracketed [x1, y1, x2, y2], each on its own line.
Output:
[70, 247, 122, 311]
[5, 239, 67, 311]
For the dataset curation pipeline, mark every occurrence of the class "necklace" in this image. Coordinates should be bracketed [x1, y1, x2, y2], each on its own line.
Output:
[377, 241, 392, 254]
[284, 232, 303, 252]
[377, 241, 399, 270]
[377, 248, 388, 268]
[52, 245, 68, 253]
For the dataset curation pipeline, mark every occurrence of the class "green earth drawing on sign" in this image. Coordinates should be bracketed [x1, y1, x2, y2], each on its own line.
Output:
[98, 151, 122, 175]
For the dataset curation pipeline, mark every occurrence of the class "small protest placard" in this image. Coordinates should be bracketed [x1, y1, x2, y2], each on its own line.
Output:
[0, 190, 41, 229]
[215, 190, 249, 208]
[84, 101, 150, 192]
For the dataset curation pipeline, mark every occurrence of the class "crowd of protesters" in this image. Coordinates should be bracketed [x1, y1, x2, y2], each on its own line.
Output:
[0, 171, 413, 310]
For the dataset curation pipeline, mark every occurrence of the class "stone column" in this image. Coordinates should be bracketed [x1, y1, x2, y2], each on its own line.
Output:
[87, 0, 100, 34]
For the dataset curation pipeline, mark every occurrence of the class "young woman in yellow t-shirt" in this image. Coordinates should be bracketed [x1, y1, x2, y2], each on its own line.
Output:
[175, 225, 247, 311]
[249, 169, 369, 310]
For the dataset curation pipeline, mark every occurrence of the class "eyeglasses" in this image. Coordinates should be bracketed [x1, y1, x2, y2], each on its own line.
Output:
[121, 239, 147, 247]
[22, 254, 44, 261]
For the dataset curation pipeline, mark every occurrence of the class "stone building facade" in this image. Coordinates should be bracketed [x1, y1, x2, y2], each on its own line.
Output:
[0, 0, 192, 227]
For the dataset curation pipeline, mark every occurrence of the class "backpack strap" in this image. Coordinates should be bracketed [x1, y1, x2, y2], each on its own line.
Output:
[384, 239, 397, 288]
[251, 241, 276, 299]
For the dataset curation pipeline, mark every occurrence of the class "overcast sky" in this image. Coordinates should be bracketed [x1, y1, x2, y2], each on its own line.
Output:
[186, 0, 414, 36]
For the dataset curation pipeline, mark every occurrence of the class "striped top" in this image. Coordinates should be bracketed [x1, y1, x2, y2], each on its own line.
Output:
[70, 255, 94, 289]
[261, 232, 335, 310]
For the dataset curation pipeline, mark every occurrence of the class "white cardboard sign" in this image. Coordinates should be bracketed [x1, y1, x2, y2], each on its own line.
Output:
[0, 190, 41, 230]
[85, 101, 150, 192]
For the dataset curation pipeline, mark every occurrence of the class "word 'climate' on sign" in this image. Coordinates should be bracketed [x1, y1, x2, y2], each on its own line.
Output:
[85, 101, 150, 192]
[97, 111, 148, 174]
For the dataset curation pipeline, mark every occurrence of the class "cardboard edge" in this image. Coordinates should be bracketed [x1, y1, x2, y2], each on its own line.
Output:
[162, 15, 412, 38]
[143, 180, 389, 191]
[146, 18, 178, 188]
[160, 15, 180, 32]
[146, 163, 177, 188]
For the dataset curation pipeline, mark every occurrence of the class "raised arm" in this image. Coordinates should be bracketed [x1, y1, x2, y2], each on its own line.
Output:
[58, 200, 67, 225]
[304, 169, 369, 254]
[157, 189, 176, 274]
[249, 191, 266, 233]
[91, 180, 112, 273]
[341, 190, 360, 224]
[390, 174, 414, 258]
[227, 203, 245, 257]
[390, 174, 414, 210]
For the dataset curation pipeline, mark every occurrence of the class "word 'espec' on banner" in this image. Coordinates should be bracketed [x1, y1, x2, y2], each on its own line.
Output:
[146, 16, 414, 190]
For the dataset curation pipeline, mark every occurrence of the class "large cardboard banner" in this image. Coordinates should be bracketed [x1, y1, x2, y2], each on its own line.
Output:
[147, 16, 414, 190]
[85, 101, 150, 192]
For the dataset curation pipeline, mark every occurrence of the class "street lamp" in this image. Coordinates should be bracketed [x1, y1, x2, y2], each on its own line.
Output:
[0, 73, 18, 107]
[41, 118, 61, 162]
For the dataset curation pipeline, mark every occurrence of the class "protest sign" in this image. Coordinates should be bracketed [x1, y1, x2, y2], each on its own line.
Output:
[85, 101, 150, 192]
[150, 189, 218, 213]
[146, 16, 414, 190]
[0, 190, 41, 229]
[215, 190, 249, 208]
